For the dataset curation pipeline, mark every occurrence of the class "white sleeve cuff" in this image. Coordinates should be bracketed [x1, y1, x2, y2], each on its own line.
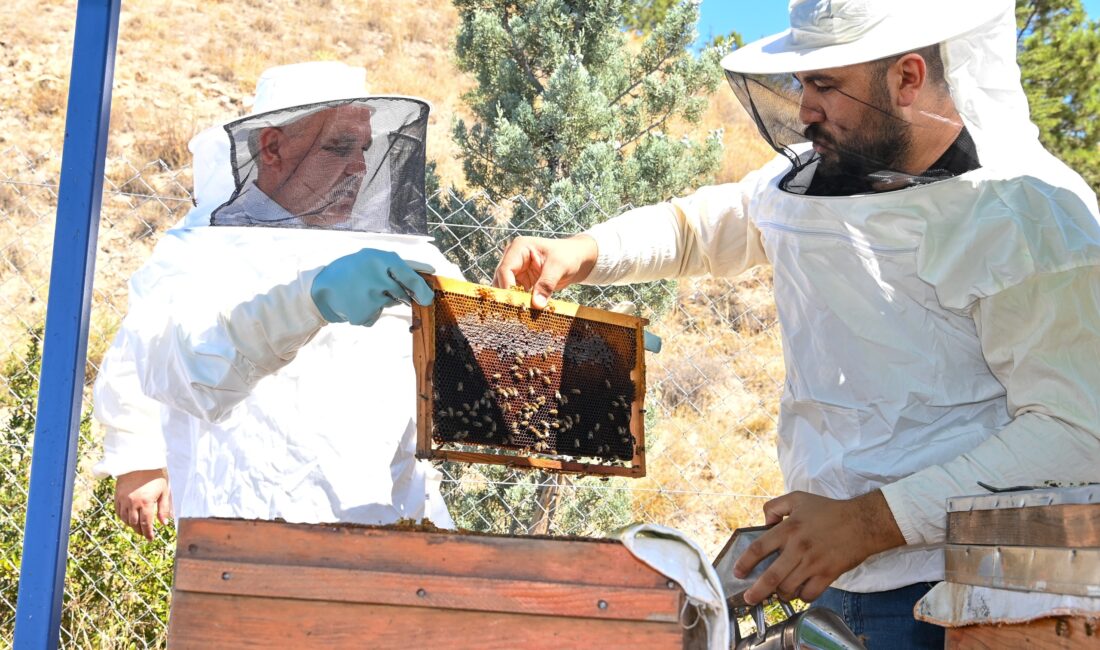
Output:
[880, 475, 943, 546]
[92, 425, 168, 479]
[582, 223, 626, 285]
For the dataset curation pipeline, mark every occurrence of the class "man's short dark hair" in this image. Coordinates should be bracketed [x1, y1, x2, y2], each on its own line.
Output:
[871, 44, 947, 94]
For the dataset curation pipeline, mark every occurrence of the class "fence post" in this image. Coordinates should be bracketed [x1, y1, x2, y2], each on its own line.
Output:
[13, 0, 121, 647]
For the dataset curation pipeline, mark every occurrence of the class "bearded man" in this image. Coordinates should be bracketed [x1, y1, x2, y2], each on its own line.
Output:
[490, 1, 1100, 647]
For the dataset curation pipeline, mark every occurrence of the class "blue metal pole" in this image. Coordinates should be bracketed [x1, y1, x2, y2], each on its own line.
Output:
[14, 0, 121, 647]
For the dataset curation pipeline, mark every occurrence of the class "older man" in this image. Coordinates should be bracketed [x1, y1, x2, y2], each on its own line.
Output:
[492, 1, 1100, 646]
[94, 62, 460, 536]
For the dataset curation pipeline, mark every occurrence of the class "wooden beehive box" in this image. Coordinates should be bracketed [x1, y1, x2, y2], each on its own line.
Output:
[167, 518, 697, 649]
[938, 485, 1100, 649]
[412, 274, 648, 478]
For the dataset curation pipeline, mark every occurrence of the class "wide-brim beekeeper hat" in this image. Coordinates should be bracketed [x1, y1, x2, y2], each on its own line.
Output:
[721, 0, 997, 74]
[210, 61, 432, 235]
[244, 61, 371, 115]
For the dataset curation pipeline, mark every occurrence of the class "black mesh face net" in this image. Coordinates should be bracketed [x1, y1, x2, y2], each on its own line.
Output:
[211, 97, 429, 234]
[725, 52, 979, 196]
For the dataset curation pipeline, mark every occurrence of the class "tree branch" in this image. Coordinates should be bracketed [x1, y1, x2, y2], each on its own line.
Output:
[461, 137, 550, 197]
[616, 107, 677, 152]
[500, 17, 545, 95]
[1018, 6, 1039, 43]
[609, 40, 678, 107]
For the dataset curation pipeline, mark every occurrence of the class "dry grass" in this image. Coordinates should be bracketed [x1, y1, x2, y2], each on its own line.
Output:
[3, 2, 769, 191]
[0, 184, 19, 220]
[700, 88, 779, 184]
[638, 268, 786, 554]
[28, 75, 67, 118]
[130, 113, 194, 170]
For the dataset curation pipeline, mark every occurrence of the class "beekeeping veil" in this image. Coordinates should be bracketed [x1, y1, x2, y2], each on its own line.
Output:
[210, 62, 430, 234]
[720, 0, 1044, 196]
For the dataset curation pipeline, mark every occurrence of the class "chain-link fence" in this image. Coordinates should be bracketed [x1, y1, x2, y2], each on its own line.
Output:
[0, 147, 784, 648]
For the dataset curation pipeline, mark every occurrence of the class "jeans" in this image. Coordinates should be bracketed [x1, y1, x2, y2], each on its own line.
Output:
[812, 582, 943, 649]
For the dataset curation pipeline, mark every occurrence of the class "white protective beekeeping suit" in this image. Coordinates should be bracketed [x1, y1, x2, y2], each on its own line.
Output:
[93, 62, 460, 526]
[581, 0, 1100, 592]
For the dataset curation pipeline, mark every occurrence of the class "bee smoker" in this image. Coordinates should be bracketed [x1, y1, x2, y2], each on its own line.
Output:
[713, 527, 865, 650]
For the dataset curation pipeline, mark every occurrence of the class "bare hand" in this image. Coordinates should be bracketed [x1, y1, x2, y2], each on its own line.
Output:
[114, 468, 173, 541]
[732, 490, 905, 604]
[493, 235, 598, 308]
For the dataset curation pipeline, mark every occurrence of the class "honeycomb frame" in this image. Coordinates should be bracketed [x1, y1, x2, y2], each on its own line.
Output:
[412, 274, 648, 478]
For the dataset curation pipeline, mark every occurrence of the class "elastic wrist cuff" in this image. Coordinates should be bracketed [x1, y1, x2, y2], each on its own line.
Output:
[880, 480, 924, 545]
[581, 225, 620, 285]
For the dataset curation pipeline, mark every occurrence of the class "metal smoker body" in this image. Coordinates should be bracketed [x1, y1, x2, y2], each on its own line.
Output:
[714, 527, 865, 649]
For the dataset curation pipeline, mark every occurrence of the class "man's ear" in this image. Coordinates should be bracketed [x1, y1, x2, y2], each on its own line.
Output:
[895, 53, 927, 108]
[258, 128, 283, 168]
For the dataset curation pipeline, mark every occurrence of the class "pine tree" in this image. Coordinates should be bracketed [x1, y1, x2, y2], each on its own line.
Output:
[1016, 0, 1100, 190]
[453, 0, 722, 211]
[435, 0, 725, 313]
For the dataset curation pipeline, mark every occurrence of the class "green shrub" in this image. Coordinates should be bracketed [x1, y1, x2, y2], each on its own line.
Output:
[0, 329, 174, 648]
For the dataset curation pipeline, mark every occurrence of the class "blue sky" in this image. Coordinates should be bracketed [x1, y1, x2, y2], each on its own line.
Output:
[697, 1, 1100, 46]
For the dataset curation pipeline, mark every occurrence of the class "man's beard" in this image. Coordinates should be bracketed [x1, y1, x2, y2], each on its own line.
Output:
[299, 175, 363, 227]
[807, 102, 913, 182]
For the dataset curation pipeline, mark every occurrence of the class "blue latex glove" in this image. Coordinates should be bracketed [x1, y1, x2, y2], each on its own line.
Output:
[643, 330, 662, 353]
[310, 248, 436, 326]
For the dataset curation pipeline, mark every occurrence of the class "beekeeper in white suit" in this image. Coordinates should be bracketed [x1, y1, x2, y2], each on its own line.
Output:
[493, 1, 1100, 646]
[93, 61, 460, 537]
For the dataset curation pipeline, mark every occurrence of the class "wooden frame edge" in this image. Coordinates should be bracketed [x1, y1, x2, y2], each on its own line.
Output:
[426, 274, 649, 329]
[413, 297, 436, 461]
[425, 449, 644, 478]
